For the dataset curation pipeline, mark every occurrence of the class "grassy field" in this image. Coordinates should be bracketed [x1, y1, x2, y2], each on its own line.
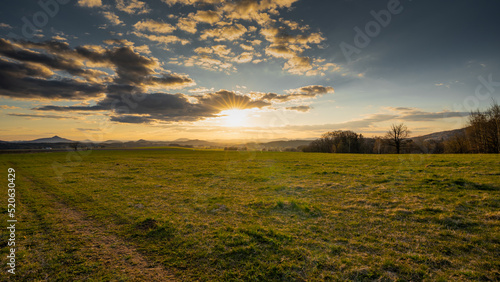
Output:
[1, 149, 499, 281]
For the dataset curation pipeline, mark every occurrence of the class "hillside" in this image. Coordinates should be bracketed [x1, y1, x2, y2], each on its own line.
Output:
[412, 128, 467, 142]
[25, 136, 74, 143]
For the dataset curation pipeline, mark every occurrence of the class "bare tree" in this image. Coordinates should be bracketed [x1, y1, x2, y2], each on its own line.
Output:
[467, 101, 500, 153]
[385, 123, 410, 154]
[488, 101, 500, 153]
[303, 130, 364, 153]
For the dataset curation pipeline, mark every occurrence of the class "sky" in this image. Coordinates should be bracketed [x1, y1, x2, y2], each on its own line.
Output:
[1, 0, 499, 142]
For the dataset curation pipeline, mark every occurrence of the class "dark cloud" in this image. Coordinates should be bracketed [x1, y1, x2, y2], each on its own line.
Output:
[0, 58, 53, 78]
[0, 39, 103, 81]
[0, 59, 105, 99]
[110, 115, 153, 124]
[35, 90, 272, 123]
[290, 85, 334, 95]
[105, 46, 156, 84]
[259, 85, 334, 102]
[0, 76, 105, 100]
[286, 105, 311, 112]
[0, 39, 195, 100]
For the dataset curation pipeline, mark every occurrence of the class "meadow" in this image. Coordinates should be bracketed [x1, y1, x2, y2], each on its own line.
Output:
[1, 149, 499, 281]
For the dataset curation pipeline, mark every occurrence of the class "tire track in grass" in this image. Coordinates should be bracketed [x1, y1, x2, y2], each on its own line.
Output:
[22, 174, 177, 281]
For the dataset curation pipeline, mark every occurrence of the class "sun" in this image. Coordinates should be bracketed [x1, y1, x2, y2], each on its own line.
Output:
[219, 109, 249, 127]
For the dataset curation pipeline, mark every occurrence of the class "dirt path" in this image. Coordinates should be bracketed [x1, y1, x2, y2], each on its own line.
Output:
[23, 175, 177, 281]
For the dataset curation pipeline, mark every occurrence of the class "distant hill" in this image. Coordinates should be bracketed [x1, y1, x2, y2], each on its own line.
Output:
[102, 140, 123, 144]
[412, 128, 467, 142]
[25, 136, 73, 143]
[0, 128, 472, 151]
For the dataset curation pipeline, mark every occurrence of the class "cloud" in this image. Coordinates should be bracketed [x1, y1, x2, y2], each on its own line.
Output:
[0, 39, 195, 99]
[162, 0, 224, 5]
[154, 0, 333, 76]
[175, 10, 221, 34]
[77, 128, 102, 132]
[0, 74, 106, 100]
[103, 39, 134, 47]
[172, 54, 236, 73]
[259, 23, 329, 75]
[177, 18, 198, 34]
[110, 115, 153, 123]
[77, 0, 102, 8]
[192, 10, 220, 24]
[386, 107, 469, 121]
[134, 20, 175, 34]
[0, 58, 105, 100]
[233, 52, 254, 63]
[189, 87, 215, 93]
[286, 106, 311, 112]
[287, 85, 335, 95]
[249, 39, 262, 45]
[116, 0, 150, 14]
[256, 85, 334, 102]
[221, 0, 299, 23]
[103, 39, 151, 54]
[240, 44, 254, 51]
[0, 105, 21, 109]
[200, 24, 247, 42]
[0, 39, 107, 82]
[36, 90, 271, 123]
[101, 11, 123, 26]
[194, 47, 213, 54]
[194, 45, 232, 57]
[0, 23, 12, 29]
[51, 35, 67, 41]
[181, 44, 258, 71]
[211, 44, 231, 56]
[265, 45, 295, 59]
[0, 56, 54, 78]
[197, 90, 270, 110]
[283, 56, 312, 75]
[132, 31, 190, 47]
[7, 113, 81, 120]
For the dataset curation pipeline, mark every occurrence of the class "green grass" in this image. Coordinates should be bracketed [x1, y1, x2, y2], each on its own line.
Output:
[1, 150, 499, 281]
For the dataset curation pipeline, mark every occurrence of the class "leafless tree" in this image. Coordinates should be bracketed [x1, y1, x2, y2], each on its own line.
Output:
[385, 123, 410, 154]
[466, 100, 500, 153]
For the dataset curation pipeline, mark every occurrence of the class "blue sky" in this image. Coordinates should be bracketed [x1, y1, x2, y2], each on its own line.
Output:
[0, 0, 499, 141]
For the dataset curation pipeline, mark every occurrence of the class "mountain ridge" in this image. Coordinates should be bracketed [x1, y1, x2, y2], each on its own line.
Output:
[5, 128, 467, 145]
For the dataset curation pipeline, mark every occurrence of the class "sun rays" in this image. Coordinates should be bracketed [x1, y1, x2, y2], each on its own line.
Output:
[218, 109, 249, 127]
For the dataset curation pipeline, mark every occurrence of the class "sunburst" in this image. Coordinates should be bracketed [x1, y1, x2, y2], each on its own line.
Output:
[219, 109, 249, 127]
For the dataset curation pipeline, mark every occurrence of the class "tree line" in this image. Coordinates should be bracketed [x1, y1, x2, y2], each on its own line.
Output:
[301, 102, 500, 154]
